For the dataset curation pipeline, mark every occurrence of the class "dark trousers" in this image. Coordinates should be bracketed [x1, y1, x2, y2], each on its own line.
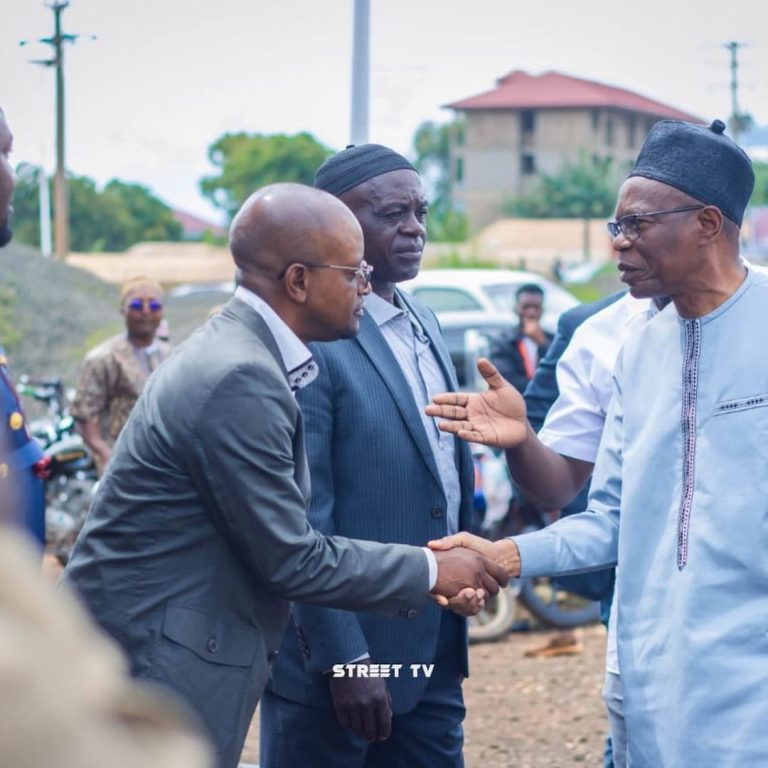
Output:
[260, 613, 466, 768]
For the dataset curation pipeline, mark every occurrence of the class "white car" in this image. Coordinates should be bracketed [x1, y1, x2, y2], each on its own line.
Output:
[400, 268, 579, 334]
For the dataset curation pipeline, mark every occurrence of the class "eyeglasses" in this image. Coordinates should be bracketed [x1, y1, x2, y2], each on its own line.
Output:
[606, 205, 706, 242]
[278, 260, 374, 288]
[126, 298, 164, 312]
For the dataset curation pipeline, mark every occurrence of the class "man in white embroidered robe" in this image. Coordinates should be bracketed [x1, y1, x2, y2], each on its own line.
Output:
[428, 119, 765, 767]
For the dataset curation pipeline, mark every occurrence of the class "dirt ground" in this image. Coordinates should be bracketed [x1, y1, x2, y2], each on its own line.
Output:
[241, 624, 609, 767]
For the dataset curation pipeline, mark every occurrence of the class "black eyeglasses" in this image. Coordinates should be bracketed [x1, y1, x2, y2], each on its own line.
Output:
[277, 260, 373, 288]
[606, 205, 706, 241]
[126, 298, 164, 312]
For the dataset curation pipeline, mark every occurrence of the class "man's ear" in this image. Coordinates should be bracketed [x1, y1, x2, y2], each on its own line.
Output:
[697, 206, 723, 242]
[282, 263, 309, 304]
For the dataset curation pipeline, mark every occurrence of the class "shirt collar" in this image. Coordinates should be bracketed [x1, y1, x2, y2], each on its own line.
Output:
[623, 294, 657, 327]
[365, 290, 427, 336]
[364, 291, 404, 327]
[234, 285, 317, 390]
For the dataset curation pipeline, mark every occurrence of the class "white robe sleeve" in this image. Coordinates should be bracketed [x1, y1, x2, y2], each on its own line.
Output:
[514, 347, 625, 578]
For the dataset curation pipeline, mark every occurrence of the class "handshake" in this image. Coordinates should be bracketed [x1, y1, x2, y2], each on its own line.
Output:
[428, 533, 522, 617]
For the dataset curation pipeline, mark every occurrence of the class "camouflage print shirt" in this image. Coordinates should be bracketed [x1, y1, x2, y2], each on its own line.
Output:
[71, 334, 172, 450]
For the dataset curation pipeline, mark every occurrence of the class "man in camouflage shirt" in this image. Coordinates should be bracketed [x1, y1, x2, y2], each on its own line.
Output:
[72, 277, 171, 474]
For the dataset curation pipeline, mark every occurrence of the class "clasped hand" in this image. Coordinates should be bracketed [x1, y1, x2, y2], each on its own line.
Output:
[429, 546, 508, 617]
[429, 532, 521, 614]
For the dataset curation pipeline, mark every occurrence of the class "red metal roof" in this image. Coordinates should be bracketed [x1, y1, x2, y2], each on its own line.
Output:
[172, 209, 227, 238]
[446, 70, 703, 122]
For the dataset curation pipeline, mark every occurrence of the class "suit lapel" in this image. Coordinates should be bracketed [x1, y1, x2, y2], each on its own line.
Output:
[224, 297, 288, 378]
[355, 310, 444, 490]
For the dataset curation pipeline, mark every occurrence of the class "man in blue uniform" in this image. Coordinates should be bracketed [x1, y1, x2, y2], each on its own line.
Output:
[0, 106, 46, 545]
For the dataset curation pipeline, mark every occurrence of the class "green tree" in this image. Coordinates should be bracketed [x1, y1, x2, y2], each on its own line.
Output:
[412, 120, 467, 242]
[11, 164, 182, 252]
[102, 180, 182, 248]
[751, 161, 768, 206]
[504, 154, 620, 260]
[504, 154, 618, 219]
[7, 163, 41, 247]
[200, 132, 334, 220]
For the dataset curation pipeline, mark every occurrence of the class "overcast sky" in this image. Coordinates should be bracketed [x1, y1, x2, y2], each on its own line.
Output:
[2, 0, 766, 222]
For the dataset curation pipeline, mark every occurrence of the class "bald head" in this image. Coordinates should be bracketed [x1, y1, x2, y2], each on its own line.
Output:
[229, 183, 363, 285]
[228, 183, 370, 343]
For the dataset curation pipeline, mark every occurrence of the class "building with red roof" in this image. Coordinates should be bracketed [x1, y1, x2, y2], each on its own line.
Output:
[445, 70, 703, 231]
[172, 208, 227, 241]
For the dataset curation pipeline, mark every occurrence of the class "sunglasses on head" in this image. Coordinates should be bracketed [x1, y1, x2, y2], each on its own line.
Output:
[127, 298, 164, 312]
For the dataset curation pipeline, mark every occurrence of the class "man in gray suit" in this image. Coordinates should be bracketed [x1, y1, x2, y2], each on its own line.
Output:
[63, 183, 505, 768]
[262, 146, 473, 768]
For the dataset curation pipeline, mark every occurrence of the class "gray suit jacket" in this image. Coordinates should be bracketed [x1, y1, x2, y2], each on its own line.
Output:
[268, 291, 474, 714]
[63, 297, 429, 768]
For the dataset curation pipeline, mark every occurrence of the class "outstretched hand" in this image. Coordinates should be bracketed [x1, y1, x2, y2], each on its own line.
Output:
[424, 358, 528, 449]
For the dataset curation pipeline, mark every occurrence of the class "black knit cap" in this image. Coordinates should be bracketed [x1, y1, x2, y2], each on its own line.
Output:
[628, 119, 754, 226]
[315, 143, 417, 196]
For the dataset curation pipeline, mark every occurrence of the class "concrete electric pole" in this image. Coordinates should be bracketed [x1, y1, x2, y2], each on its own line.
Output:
[349, 0, 370, 146]
[22, 2, 79, 260]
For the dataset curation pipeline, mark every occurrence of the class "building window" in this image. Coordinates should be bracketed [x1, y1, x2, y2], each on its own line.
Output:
[592, 110, 600, 132]
[605, 117, 614, 146]
[455, 157, 464, 183]
[521, 109, 536, 134]
[627, 116, 636, 147]
[455, 122, 465, 146]
[521, 154, 536, 175]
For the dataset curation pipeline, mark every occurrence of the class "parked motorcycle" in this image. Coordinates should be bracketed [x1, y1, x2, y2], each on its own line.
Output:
[17, 376, 97, 565]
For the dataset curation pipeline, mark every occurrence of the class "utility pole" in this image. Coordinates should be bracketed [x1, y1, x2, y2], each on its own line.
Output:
[38, 165, 53, 257]
[22, 2, 79, 260]
[724, 41, 748, 143]
[51, 1, 69, 260]
[349, 0, 370, 146]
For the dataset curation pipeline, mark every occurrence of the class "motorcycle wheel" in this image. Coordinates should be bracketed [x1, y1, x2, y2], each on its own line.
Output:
[518, 577, 600, 629]
[468, 584, 519, 644]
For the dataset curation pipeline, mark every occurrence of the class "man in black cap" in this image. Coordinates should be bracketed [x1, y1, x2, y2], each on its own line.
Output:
[261, 145, 474, 767]
[428, 120, 768, 766]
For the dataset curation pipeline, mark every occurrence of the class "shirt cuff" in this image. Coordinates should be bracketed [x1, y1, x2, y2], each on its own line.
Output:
[512, 530, 558, 579]
[423, 547, 438, 590]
